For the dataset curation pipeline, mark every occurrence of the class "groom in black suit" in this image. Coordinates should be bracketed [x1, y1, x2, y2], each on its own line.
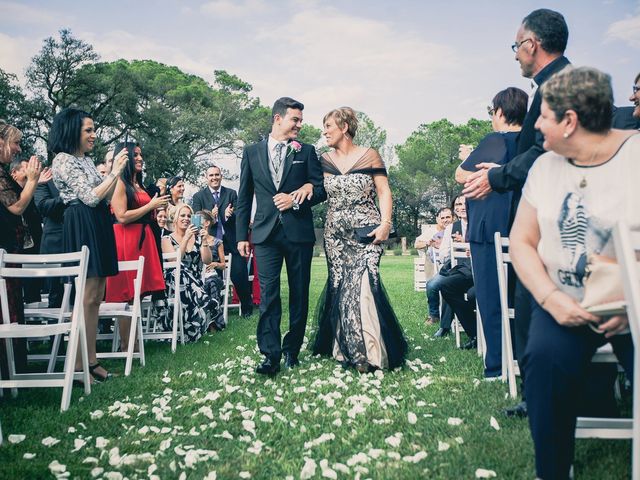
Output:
[192, 165, 253, 316]
[236, 97, 326, 375]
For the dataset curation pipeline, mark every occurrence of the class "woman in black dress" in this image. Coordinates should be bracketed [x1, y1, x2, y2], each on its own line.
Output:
[50, 108, 128, 382]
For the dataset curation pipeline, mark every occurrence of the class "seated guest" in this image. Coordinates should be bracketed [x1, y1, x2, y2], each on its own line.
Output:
[628, 71, 640, 122]
[199, 209, 225, 330]
[510, 67, 636, 480]
[438, 195, 477, 348]
[160, 203, 213, 342]
[416, 207, 453, 326]
[455, 86, 528, 378]
[96, 161, 108, 178]
[156, 207, 169, 237]
[35, 178, 66, 308]
[431, 197, 466, 337]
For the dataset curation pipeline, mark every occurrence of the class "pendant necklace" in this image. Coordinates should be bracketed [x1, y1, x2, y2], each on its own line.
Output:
[577, 132, 609, 188]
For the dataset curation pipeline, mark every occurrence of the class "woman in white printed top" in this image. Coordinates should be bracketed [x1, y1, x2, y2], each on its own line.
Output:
[50, 108, 128, 383]
[510, 67, 638, 480]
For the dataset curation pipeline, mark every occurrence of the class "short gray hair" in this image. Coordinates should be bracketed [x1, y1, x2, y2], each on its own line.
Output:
[541, 66, 613, 133]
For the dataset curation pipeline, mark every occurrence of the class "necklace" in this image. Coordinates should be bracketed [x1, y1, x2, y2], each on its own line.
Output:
[577, 132, 610, 188]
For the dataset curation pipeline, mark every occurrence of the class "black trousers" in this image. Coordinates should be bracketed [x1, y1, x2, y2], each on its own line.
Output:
[440, 267, 476, 339]
[253, 224, 313, 360]
[523, 301, 634, 480]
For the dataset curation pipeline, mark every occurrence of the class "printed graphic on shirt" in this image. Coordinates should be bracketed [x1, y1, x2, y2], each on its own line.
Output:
[556, 192, 610, 288]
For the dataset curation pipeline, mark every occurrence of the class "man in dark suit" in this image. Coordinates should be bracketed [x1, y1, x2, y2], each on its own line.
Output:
[34, 179, 65, 308]
[463, 8, 570, 417]
[236, 97, 326, 375]
[192, 165, 252, 316]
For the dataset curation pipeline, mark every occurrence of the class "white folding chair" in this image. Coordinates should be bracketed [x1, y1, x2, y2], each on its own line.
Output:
[495, 234, 518, 398]
[96, 256, 146, 376]
[611, 221, 639, 478]
[0, 247, 90, 411]
[572, 221, 638, 477]
[450, 241, 474, 348]
[143, 251, 183, 353]
[221, 254, 236, 324]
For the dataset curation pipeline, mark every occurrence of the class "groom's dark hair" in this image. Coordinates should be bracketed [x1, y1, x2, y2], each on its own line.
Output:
[272, 97, 304, 121]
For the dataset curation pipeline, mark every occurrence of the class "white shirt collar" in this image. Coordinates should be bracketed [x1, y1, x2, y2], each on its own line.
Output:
[268, 135, 287, 152]
[208, 186, 220, 195]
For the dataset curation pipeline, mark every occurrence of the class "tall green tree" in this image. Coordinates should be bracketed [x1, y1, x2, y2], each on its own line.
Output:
[23, 29, 99, 148]
[392, 118, 492, 238]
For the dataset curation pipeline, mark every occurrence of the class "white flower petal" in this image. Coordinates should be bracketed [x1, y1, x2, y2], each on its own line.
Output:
[407, 412, 418, 424]
[475, 468, 497, 478]
[42, 436, 61, 447]
[23, 453, 36, 460]
[438, 441, 450, 451]
[447, 417, 463, 426]
[8, 434, 25, 444]
[490, 416, 500, 431]
[300, 457, 317, 480]
[48, 460, 66, 474]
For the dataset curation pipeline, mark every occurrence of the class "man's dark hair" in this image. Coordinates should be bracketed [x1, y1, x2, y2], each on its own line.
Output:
[522, 9, 568, 55]
[48, 107, 92, 155]
[272, 97, 304, 120]
[492, 87, 528, 126]
[437, 207, 452, 217]
[9, 157, 25, 173]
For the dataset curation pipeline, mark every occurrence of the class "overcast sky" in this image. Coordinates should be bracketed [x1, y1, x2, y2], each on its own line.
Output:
[1, 0, 639, 148]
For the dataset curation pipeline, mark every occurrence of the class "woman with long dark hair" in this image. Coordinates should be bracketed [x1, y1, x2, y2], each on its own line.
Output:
[105, 143, 170, 350]
[50, 108, 128, 383]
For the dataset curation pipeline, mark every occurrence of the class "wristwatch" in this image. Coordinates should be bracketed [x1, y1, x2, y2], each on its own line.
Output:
[292, 199, 300, 211]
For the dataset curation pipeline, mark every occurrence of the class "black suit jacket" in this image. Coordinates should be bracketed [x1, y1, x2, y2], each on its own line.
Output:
[236, 140, 326, 244]
[488, 56, 571, 195]
[192, 185, 238, 252]
[34, 180, 65, 254]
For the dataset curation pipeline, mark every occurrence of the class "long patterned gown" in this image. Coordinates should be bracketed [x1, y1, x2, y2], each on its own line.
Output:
[312, 148, 407, 370]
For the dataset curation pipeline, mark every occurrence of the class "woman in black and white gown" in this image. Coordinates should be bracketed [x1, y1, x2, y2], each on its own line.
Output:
[312, 107, 407, 372]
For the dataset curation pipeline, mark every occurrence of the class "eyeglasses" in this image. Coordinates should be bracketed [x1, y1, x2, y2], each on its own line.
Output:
[633, 85, 640, 94]
[511, 38, 534, 53]
[487, 106, 496, 117]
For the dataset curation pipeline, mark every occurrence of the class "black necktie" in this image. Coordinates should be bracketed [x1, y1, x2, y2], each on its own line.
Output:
[212, 190, 224, 239]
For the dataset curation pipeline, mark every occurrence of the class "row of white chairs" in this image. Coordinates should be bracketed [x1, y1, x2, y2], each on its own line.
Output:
[0, 246, 242, 444]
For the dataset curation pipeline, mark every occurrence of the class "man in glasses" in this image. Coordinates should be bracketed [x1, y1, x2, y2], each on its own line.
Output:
[462, 8, 571, 419]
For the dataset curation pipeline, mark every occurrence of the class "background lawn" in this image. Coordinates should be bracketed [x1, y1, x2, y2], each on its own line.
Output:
[0, 256, 631, 479]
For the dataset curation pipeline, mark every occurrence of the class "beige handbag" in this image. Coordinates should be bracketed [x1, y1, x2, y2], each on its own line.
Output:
[580, 255, 624, 310]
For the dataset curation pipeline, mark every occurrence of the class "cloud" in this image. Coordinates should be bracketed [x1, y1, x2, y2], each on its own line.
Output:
[0, 33, 40, 80]
[605, 14, 640, 48]
[200, 0, 267, 18]
[77, 30, 221, 80]
[241, 5, 458, 142]
[0, 2, 69, 26]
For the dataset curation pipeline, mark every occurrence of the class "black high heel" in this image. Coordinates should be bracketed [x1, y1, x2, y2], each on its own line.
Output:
[89, 363, 113, 382]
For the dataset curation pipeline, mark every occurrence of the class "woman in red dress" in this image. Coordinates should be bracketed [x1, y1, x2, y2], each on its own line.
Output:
[106, 144, 170, 351]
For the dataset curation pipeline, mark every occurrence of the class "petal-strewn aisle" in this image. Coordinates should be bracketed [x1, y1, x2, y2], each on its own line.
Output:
[0, 257, 630, 479]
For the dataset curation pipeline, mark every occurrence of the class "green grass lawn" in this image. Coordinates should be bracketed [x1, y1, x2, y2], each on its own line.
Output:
[0, 256, 631, 479]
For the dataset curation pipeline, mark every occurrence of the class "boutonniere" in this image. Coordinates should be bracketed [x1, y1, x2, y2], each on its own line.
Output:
[286, 140, 302, 157]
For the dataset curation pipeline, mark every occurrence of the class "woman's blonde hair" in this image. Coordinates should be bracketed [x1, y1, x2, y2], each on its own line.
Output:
[323, 107, 358, 139]
[170, 202, 194, 224]
[0, 122, 22, 162]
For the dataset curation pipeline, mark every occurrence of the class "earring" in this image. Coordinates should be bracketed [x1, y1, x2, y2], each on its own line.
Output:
[563, 132, 569, 139]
